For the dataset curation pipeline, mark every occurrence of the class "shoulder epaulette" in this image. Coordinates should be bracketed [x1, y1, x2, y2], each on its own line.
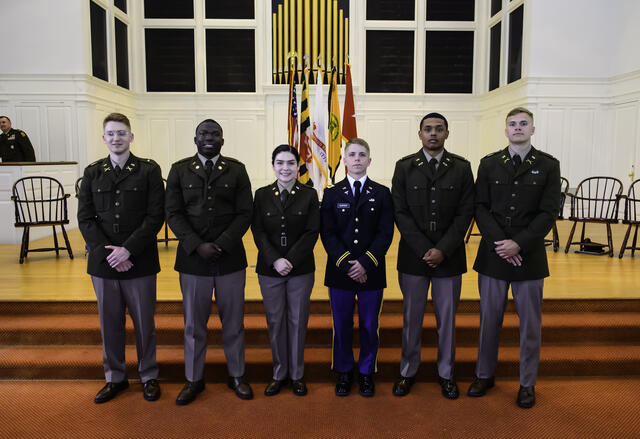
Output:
[221, 156, 243, 165]
[138, 157, 159, 167]
[174, 156, 193, 164]
[88, 159, 102, 167]
[400, 153, 415, 161]
[448, 152, 470, 163]
[536, 150, 559, 161]
[483, 150, 502, 159]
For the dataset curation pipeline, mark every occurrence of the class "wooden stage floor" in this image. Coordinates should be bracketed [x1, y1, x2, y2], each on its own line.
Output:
[1, 221, 639, 301]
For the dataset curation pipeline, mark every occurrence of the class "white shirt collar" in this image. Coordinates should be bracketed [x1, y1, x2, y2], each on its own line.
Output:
[347, 174, 367, 195]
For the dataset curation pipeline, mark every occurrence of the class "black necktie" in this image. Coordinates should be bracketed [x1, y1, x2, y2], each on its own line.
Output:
[280, 189, 289, 206]
[354, 180, 361, 204]
[205, 159, 213, 177]
[512, 154, 522, 171]
[114, 165, 121, 177]
[428, 158, 438, 174]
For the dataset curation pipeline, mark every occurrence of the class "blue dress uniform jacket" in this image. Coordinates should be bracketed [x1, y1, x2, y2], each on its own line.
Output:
[392, 149, 474, 277]
[165, 154, 252, 276]
[0, 128, 36, 162]
[473, 147, 561, 281]
[77, 154, 165, 279]
[321, 177, 394, 291]
[252, 181, 320, 277]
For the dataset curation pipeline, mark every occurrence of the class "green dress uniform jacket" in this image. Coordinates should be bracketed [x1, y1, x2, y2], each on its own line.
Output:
[392, 149, 474, 277]
[77, 154, 165, 279]
[473, 147, 561, 281]
[165, 154, 253, 276]
[0, 128, 36, 162]
[251, 181, 320, 277]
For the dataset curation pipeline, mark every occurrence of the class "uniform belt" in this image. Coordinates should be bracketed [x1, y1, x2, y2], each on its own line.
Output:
[280, 235, 287, 247]
[429, 221, 437, 232]
[505, 217, 512, 226]
[113, 224, 120, 233]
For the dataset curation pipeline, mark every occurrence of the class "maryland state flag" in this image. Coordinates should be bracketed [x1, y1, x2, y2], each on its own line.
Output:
[328, 67, 341, 183]
[287, 70, 299, 151]
[298, 68, 312, 185]
[342, 63, 357, 142]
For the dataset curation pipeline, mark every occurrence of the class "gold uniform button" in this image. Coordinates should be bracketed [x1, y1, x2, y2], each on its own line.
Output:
[353, 239, 358, 244]
[115, 214, 120, 219]
[355, 218, 359, 222]
[115, 202, 120, 206]
[115, 190, 120, 194]
[355, 229, 359, 233]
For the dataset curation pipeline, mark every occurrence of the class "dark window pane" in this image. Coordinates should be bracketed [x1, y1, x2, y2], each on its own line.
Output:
[489, 23, 501, 91]
[144, 0, 193, 18]
[491, 0, 501, 16]
[206, 29, 255, 92]
[425, 31, 473, 93]
[508, 4, 523, 83]
[90, 1, 108, 81]
[115, 19, 129, 89]
[206, 0, 254, 19]
[366, 30, 414, 93]
[145, 29, 195, 92]
[367, 0, 414, 21]
[114, 0, 126, 13]
[427, 0, 474, 21]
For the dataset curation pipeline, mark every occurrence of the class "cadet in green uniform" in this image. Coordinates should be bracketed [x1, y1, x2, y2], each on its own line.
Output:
[0, 116, 36, 162]
[78, 113, 164, 404]
[391, 113, 474, 399]
[166, 119, 254, 405]
[468, 107, 561, 409]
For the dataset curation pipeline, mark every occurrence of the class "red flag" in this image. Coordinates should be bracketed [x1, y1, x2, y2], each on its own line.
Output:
[342, 63, 357, 142]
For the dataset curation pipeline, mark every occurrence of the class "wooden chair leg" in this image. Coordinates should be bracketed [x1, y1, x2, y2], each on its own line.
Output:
[52, 225, 60, 256]
[552, 222, 559, 252]
[165, 222, 169, 247]
[61, 224, 74, 260]
[579, 222, 586, 249]
[632, 225, 639, 257]
[19, 227, 29, 264]
[619, 224, 632, 258]
[565, 221, 578, 253]
[606, 223, 614, 257]
[465, 219, 475, 244]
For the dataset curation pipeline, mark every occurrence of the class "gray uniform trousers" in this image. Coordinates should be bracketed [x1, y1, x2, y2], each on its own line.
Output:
[476, 274, 543, 387]
[92, 275, 159, 383]
[179, 269, 246, 381]
[258, 273, 314, 381]
[398, 272, 461, 379]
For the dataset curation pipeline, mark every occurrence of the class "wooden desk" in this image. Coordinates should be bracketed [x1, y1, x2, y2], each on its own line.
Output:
[0, 162, 79, 244]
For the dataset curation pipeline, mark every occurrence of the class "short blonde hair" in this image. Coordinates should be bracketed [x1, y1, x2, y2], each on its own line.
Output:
[506, 107, 534, 123]
[345, 137, 370, 155]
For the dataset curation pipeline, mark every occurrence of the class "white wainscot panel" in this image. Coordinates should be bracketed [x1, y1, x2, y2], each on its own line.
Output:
[46, 106, 72, 162]
[364, 118, 388, 183]
[172, 119, 195, 170]
[568, 109, 596, 184]
[447, 120, 470, 160]
[612, 105, 638, 187]
[148, 120, 170, 170]
[388, 119, 413, 177]
[15, 106, 41, 158]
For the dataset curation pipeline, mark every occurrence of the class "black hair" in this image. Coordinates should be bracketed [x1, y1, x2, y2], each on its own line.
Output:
[195, 119, 222, 135]
[271, 144, 300, 165]
[420, 112, 448, 130]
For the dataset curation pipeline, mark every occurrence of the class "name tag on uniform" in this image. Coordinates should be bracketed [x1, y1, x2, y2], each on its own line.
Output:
[8, 135, 15, 140]
[531, 170, 540, 174]
[337, 203, 350, 209]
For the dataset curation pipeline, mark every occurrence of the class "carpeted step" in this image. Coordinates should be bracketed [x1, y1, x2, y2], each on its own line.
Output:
[2, 312, 639, 347]
[2, 345, 640, 381]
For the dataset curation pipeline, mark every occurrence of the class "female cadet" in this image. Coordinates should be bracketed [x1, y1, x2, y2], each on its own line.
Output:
[251, 144, 320, 396]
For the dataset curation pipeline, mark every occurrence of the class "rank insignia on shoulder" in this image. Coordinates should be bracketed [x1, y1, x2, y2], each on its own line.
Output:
[20, 132, 26, 137]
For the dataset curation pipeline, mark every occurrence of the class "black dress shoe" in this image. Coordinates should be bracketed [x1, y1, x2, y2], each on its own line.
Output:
[94, 380, 129, 404]
[176, 380, 205, 406]
[335, 370, 354, 396]
[264, 379, 287, 396]
[438, 377, 459, 400]
[359, 374, 375, 397]
[228, 376, 254, 400]
[392, 376, 415, 397]
[143, 379, 161, 401]
[467, 376, 495, 397]
[291, 379, 307, 396]
[516, 385, 535, 408]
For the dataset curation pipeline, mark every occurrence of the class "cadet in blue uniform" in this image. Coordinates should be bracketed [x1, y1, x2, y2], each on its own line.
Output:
[78, 113, 164, 404]
[391, 113, 474, 399]
[0, 116, 36, 162]
[320, 138, 394, 397]
[166, 119, 254, 404]
[252, 145, 320, 397]
[468, 107, 561, 409]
